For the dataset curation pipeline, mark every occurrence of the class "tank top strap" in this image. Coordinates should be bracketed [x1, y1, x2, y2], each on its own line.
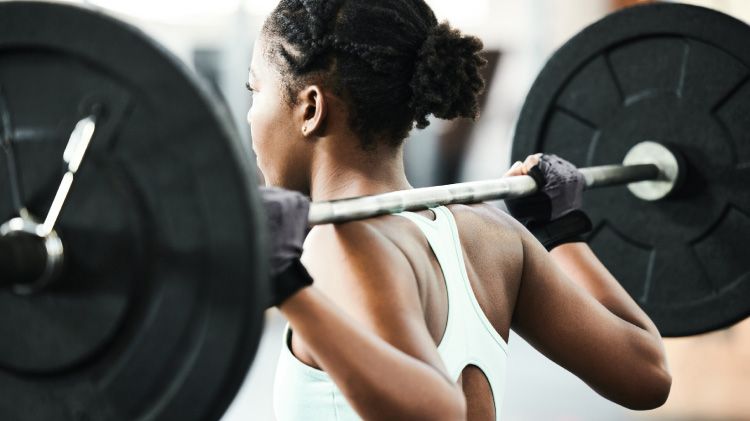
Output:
[396, 206, 510, 355]
[392, 208, 445, 244]
[395, 207, 464, 254]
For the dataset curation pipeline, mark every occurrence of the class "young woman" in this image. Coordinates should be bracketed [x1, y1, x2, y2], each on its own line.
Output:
[250, 1, 671, 420]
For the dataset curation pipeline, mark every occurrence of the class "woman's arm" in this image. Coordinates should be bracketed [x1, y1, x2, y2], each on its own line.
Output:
[279, 221, 466, 421]
[280, 287, 465, 420]
[504, 154, 671, 408]
[511, 225, 671, 410]
[550, 242, 662, 338]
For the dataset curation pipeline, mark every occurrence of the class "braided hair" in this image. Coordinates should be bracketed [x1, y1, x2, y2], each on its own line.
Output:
[262, 0, 486, 149]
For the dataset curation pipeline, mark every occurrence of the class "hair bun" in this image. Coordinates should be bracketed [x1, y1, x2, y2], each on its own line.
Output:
[410, 22, 486, 129]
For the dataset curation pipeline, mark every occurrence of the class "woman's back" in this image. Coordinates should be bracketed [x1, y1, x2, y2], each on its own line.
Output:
[295, 203, 523, 420]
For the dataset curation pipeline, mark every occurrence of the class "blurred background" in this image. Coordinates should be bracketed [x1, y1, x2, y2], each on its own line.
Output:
[24, 0, 750, 419]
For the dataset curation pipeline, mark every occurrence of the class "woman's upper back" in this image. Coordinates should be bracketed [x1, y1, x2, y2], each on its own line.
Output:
[301, 203, 523, 346]
[382, 204, 523, 345]
[296, 203, 524, 420]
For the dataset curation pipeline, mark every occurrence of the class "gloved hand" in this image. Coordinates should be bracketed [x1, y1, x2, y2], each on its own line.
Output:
[504, 154, 592, 250]
[260, 187, 314, 307]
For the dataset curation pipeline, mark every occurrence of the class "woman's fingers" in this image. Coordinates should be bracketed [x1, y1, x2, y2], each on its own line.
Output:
[522, 153, 542, 173]
[504, 160, 524, 177]
[505, 154, 542, 177]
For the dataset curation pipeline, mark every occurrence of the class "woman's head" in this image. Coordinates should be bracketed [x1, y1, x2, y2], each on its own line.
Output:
[248, 0, 486, 188]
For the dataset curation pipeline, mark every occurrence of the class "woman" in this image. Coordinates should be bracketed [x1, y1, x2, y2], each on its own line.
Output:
[250, 1, 671, 420]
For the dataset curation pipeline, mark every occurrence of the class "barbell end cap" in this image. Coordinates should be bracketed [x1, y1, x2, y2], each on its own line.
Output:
[623, 141, 685, 201]
[0, 217, 65, 295]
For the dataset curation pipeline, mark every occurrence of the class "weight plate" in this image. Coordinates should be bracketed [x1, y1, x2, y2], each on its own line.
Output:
[512, 3, 750, 337]
[0, 2, 267, 420]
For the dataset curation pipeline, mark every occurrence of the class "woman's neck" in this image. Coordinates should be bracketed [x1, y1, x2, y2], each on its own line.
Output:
[309, 140, 412, 202]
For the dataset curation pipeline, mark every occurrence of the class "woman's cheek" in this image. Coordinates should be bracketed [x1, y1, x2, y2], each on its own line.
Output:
[248, 97, 267, 142]
[252, 104, 278, 174]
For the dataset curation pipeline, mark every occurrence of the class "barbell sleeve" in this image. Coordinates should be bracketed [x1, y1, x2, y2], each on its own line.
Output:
[307, 163, 660, 226]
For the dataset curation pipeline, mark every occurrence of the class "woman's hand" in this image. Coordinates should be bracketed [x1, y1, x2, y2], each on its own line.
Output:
[259, 187, 313, 307]
[504, 154, 592, 250]
[503, 153, 541, 177]
[504, 153, 583, 220]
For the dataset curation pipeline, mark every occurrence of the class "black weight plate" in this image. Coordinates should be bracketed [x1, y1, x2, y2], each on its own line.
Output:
[0, 2, 267, 420]
[512, 3, 750, 337]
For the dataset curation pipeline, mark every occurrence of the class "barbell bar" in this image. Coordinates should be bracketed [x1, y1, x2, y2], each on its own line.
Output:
[308, 141, 675, 225]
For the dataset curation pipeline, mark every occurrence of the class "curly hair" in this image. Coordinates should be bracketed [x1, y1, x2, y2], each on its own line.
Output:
[261, 0, 486, 149]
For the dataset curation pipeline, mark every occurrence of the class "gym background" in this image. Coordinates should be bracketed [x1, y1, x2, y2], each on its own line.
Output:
[24, 0, 749, 419]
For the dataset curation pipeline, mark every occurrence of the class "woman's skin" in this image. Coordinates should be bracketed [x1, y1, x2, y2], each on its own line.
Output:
[248, 35, 671, 421]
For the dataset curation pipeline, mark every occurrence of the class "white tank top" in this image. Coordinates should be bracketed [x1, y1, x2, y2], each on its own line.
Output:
[274, 206, 509, 420]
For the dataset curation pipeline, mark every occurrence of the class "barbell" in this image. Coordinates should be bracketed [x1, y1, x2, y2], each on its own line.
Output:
[307, 141, 677, 225]
[0, 2, 748, 421]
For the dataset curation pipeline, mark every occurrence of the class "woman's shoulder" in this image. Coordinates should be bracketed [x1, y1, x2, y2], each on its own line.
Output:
[303, 218, 403, 256]
[301, 218, 418, 292]
[304, 210, 433, 253]
[446, 203, 526, 246]
[448, 202, 521, 227]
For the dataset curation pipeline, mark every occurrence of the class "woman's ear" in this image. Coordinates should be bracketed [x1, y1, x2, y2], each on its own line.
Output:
[298, 85, 327, 137]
